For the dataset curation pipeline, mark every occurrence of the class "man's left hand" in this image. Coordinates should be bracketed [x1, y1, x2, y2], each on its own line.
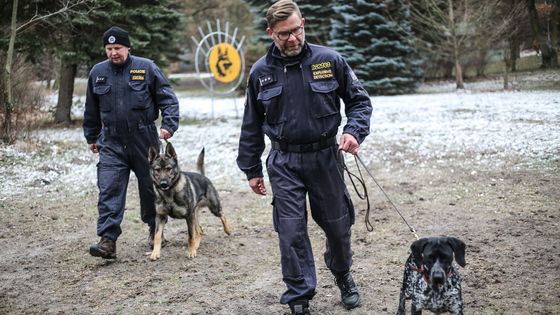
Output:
[159, 128, 172, 139]
[338, 133, 359, 155]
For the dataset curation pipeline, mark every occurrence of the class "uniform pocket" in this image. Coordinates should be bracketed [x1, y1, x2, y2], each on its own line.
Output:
[344, 190, 355, 226]
[128, 82, 151, 109]
[257, 85, 285, 124]
[93, 85, 111, 112]
[309, 80, 339, 118]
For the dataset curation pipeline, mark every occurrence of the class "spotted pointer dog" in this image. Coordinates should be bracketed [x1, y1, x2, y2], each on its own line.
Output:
[396, 237, 466, 315]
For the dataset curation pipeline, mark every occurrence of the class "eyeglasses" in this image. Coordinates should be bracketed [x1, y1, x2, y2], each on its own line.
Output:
[274, 25, 304, 41]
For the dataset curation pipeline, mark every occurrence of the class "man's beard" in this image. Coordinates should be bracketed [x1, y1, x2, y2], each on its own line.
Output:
[277, 38, 305, 57]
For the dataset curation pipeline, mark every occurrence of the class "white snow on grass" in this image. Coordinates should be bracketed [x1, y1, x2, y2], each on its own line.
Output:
[1, 90, 559, 199]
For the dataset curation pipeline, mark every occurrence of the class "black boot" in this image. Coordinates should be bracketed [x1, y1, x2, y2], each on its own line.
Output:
[89, 236, 116, 259]
[333, 270, 361, 309]
[288, 300, 310, 315]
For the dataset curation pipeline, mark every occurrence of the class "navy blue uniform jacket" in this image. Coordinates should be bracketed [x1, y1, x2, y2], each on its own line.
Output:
[237, 43, 372, 180]
[83, 55, 179, 143]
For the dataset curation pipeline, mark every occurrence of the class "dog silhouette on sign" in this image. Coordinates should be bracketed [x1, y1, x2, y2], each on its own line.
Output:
[216, 47, 233, 78]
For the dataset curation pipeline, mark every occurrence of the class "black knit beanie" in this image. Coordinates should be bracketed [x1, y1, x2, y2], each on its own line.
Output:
[103, 26, 131, 47]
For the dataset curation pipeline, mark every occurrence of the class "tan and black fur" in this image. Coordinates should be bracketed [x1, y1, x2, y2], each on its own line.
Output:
[148, 142, 231, 260]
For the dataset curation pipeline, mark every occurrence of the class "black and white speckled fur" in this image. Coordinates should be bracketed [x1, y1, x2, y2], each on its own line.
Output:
[396, 237, 466, 315]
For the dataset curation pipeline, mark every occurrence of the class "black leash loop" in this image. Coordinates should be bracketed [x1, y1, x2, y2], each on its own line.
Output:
[354, 154, 419, 240]
[341, 154, 374, 232]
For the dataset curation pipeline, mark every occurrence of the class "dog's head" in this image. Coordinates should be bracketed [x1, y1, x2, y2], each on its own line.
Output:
[148, 142, 180, 191]
[411, 236, 466, 291]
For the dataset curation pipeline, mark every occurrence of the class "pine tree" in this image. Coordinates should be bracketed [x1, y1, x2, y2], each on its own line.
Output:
[298, 0, 333, 46]
[329, 0, 423, 95]
[0, 0, 184, 124]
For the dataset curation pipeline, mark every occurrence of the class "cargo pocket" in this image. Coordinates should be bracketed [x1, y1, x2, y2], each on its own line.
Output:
[344, 190, 355, 226]
[309, 80, 339, 118]
[128, 82, 151, 109]
[257, 85, 285, 124]
[272, 197, 279, 232]
[93, 85, 112, 112]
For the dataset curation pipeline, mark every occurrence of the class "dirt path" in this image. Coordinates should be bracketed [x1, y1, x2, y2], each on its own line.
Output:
[1, 91, 559, 315]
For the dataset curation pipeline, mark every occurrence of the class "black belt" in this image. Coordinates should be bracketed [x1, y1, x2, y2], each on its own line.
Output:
[271, 136, 336, 153]
[102, 121, 154, 135]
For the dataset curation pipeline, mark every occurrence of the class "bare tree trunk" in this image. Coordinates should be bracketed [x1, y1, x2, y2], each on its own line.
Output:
[448, 0, 464, 89]
[509, 35, 520, 72]
[503, 54, 511, 90]
[2, 0, 18, 144]
[551, 0, 560, 64]
[527, 0, 557, 68]
[54, 59, 76, 124]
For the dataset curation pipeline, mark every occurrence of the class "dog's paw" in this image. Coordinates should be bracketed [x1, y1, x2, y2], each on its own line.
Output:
[187, 248, 197, 258]
[149, 251, 161, 261]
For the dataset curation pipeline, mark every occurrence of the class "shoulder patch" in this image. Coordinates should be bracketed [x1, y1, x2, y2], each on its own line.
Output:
[95, 76, 107, 84]
[310, 61, 334, 80]
[349, 69, 358, 82]
[258, 74, 275, 87]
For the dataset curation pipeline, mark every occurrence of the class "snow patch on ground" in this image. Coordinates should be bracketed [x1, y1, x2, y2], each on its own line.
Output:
[1, 90, 559, 198]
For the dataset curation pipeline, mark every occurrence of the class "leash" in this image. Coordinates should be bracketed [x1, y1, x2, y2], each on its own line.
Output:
[344, 153, 419, 240]
[341, 153, 373, 232]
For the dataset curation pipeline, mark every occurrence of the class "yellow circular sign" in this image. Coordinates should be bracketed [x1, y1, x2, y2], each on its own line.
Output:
[208, 43, 242, 83]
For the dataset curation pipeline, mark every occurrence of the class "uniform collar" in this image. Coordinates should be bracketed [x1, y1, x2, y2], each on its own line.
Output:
[267, 42, 311, 65]
[110, 54, 132, 71]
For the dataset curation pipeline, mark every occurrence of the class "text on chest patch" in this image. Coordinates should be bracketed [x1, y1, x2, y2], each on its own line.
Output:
[311, 61, 334, 80]
[130, 69, 146, 74]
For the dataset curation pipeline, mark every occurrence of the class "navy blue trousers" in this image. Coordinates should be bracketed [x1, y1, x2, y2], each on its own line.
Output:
[95, 123, 160, 241]
[266, 146, 355, 305]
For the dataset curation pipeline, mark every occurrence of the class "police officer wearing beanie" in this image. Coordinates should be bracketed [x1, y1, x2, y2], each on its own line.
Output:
[83, 26, 179, 259]
[236, 1, 372, 314]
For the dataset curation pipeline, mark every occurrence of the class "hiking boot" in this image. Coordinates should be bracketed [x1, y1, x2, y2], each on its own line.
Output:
[89, 237, 116, 259]
[288, 300, 310, 315]
[148, 227, 167, 249]
[333, 270, 361, 309]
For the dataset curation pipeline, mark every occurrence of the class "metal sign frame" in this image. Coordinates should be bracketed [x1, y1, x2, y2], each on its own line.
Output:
[192, 20, 246, 95]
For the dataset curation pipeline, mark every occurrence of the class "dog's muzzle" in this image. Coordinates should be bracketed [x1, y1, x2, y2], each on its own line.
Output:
[158, 179, 171, 190]
[430, 261, 447, 291]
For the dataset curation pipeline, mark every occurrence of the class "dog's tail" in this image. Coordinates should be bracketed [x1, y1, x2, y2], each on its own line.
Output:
[197, 147, 205, 175]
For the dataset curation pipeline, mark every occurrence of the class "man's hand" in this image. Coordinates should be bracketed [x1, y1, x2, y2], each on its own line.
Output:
[88, 143, 99, 153]
[249, 177, 267, 195]
[338, 133, 360, 155]
[160, 128, 172, 140]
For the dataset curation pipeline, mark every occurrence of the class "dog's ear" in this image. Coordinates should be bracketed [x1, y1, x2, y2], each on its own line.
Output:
[447, 237, 466, 267]
[411, 238, 429, 267]
[148, 146, 158, 163]
[165, 142, 177, 159]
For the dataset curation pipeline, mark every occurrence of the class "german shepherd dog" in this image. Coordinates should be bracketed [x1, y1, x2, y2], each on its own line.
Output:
[148, 142, 231, 260]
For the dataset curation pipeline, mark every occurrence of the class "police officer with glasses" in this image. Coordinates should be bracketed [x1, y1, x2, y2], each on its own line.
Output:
[236, 1, 372, 314]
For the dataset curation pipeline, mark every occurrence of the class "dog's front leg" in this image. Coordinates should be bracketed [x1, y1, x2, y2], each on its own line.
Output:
[186, 211, 200, 258]
[150, 215, 166, 260]
[410, 304, 422, 315]
[396, 289, 407, 315]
